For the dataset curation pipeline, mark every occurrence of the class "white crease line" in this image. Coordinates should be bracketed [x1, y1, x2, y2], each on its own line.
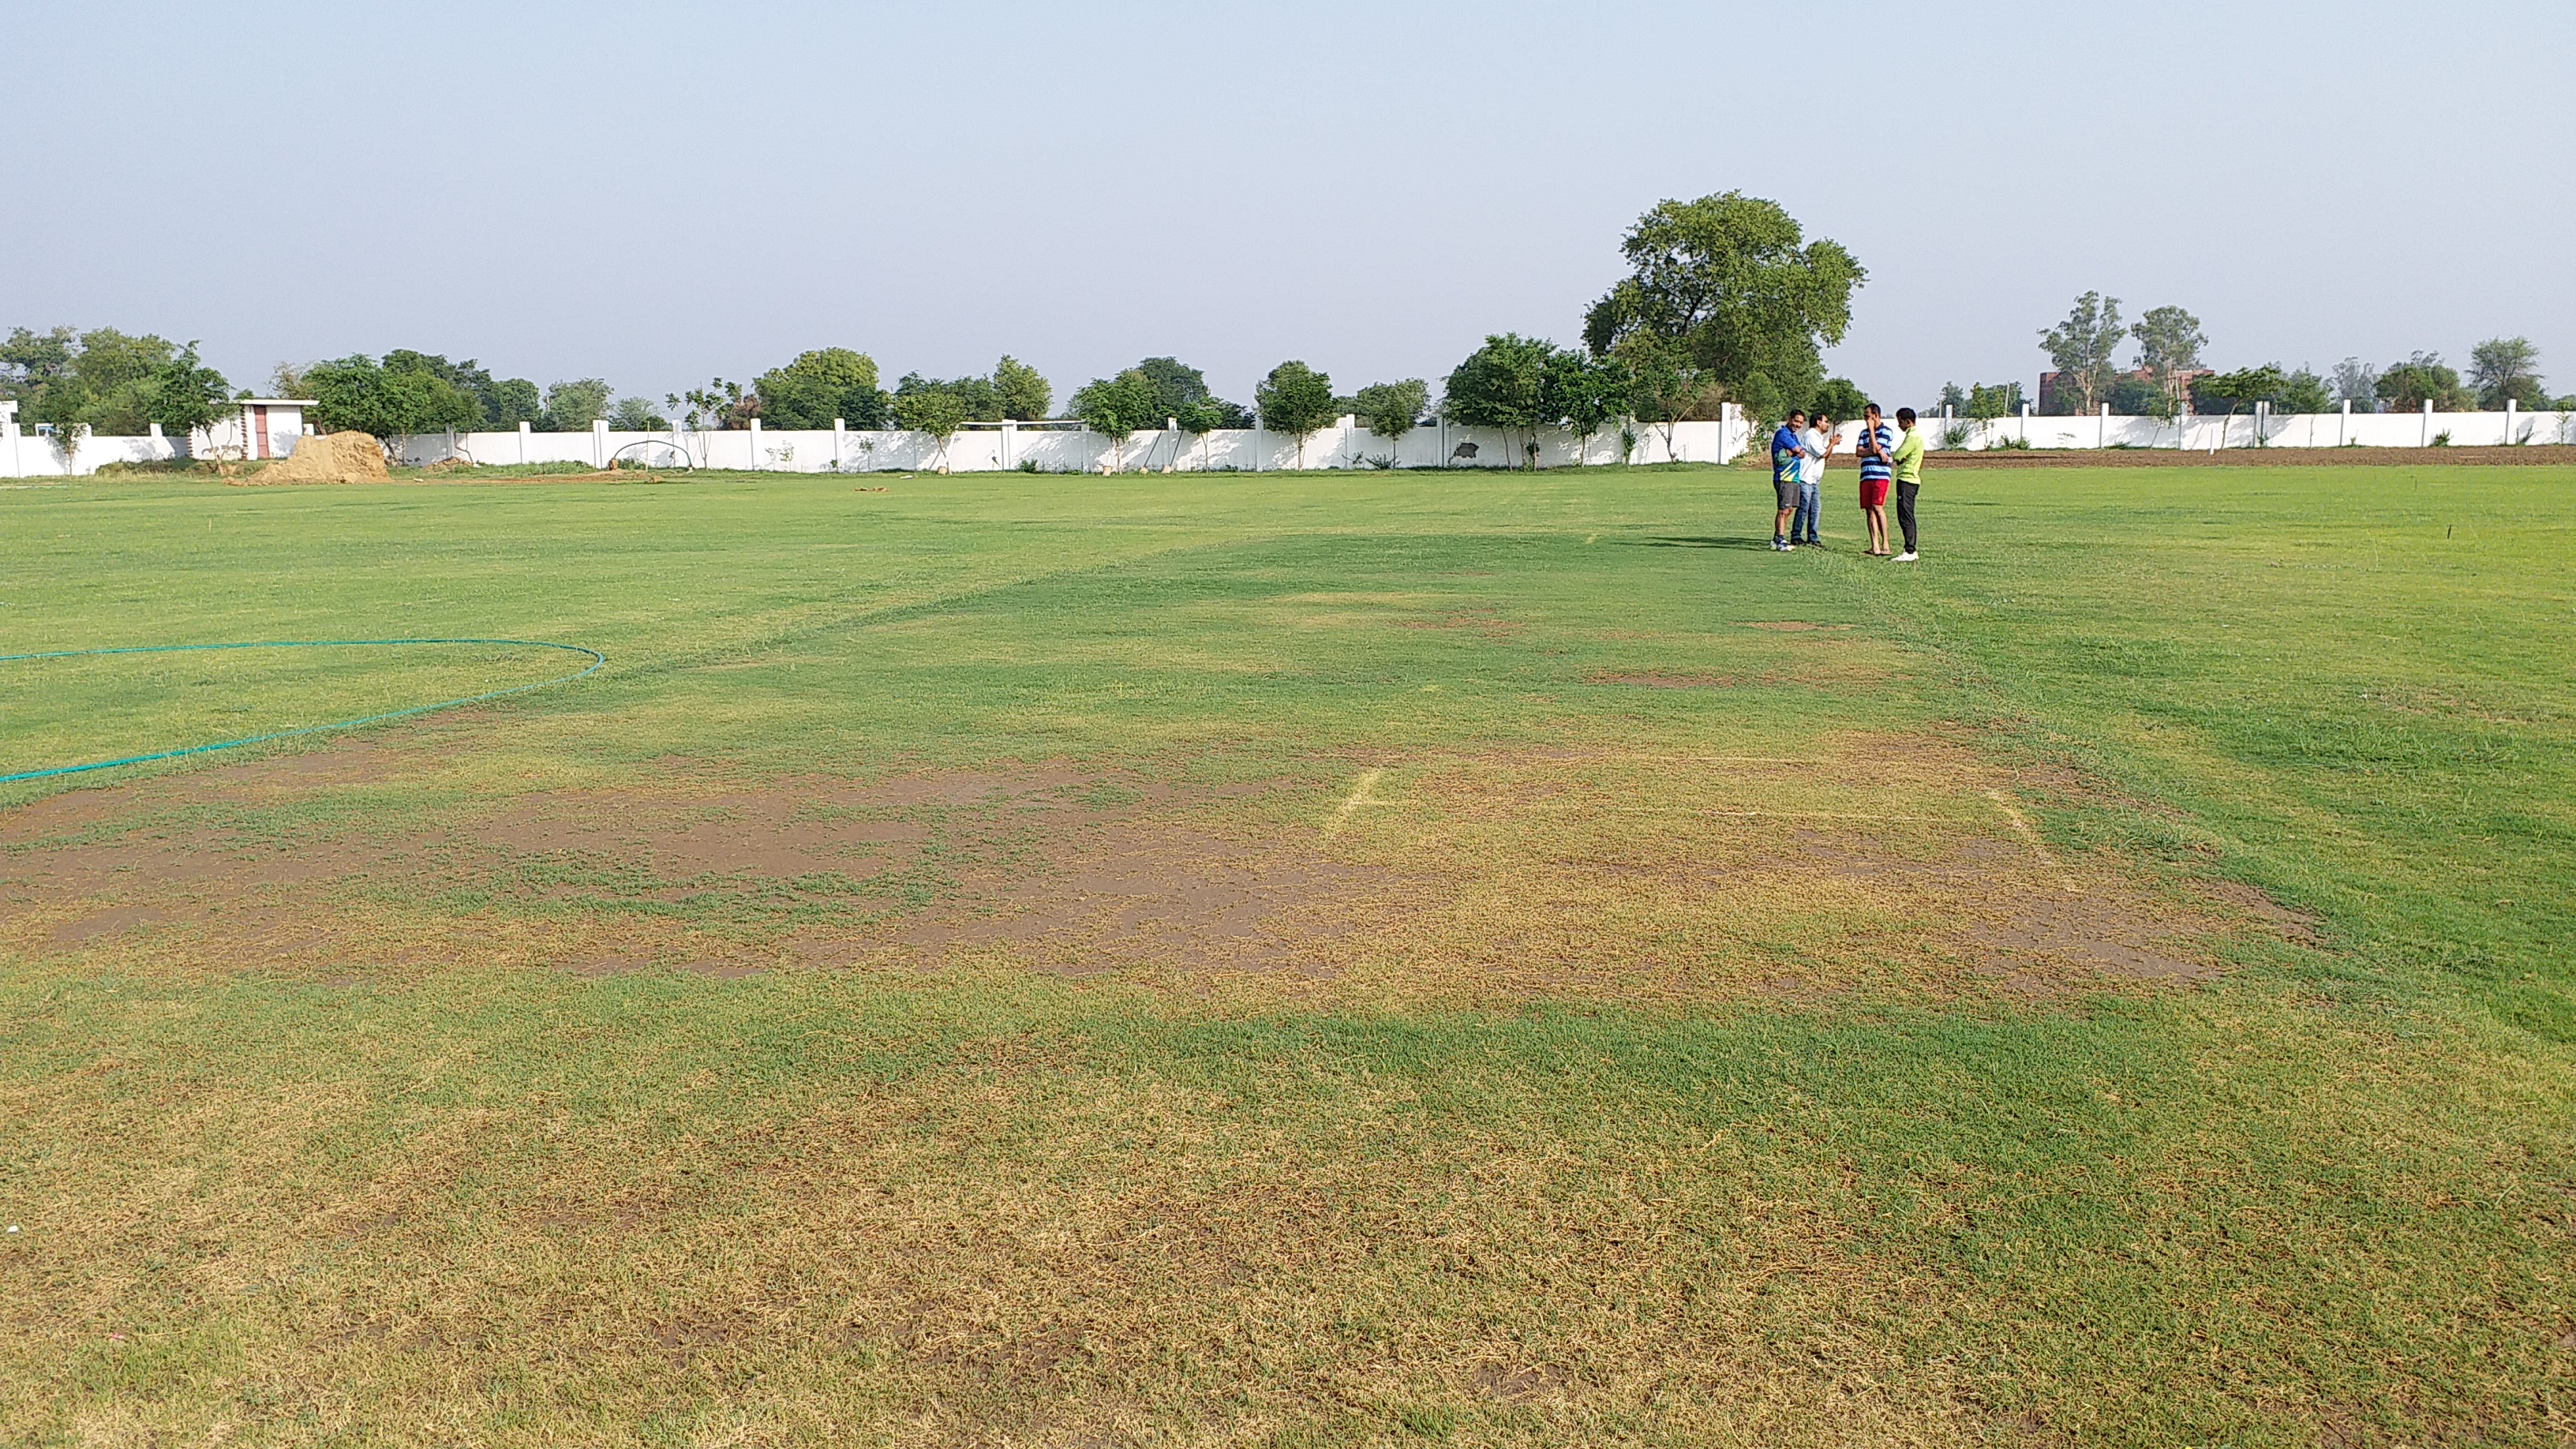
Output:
[1321, 768, 1387, 837]
[1987, 789, 2083, 893]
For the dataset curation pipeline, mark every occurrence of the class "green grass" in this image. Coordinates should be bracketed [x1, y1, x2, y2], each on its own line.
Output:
[2, 463, 2571, 1447]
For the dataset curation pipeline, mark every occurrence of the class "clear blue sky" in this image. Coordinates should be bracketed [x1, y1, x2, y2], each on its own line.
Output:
[5, 0, 2569, 413]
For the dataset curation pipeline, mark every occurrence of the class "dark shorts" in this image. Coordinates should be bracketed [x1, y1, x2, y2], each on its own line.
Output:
[1773, 476, 1799, 509]
[1859, 476, 1889, 508]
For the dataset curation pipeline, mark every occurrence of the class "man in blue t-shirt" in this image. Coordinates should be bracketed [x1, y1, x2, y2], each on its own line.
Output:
[1855, 403, 1896, 556]
[1769, 410, 1808, 551]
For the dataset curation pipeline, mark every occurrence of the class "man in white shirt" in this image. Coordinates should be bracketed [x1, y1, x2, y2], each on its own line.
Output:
[1794, 414, 1832, 548]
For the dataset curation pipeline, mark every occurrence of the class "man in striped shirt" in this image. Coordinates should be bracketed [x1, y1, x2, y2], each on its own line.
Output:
[1855, 403, 1895, 556]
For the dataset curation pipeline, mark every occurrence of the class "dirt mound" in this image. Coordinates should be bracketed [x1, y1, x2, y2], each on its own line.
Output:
[245, 431, 389, 485]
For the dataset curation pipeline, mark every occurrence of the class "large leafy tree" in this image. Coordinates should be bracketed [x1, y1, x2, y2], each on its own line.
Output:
[2039, 292, 2125, 414]
[305, 354, 483, 446]
[540, 378, 612, 432]
[1582, 193, 1863, 427]
[1136, 357, 1252, 429]
[1351, 379, 1428, 466]
[2467, 337, 2546, 410]
[0, 325, 77, 404]
[2129, 305, 2206, 414]
[1069, 368, 1163, 472]
[380, 350, 541, 430]
[5, 327, 185, 436]
[2331, 358, 2380, 414]
[142, 343, 233, 442]
[2375, 353, 2476, 413]
[1443, 335, 1571, 468]
[992, 355, 1052, 421]
[895, 371, 1001, 422]
[754, 347, 889, 429]
[1254, 361, 1338, 467]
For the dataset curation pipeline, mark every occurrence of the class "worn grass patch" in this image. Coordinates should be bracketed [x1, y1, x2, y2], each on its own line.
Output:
[2, 462, 2573, 1445]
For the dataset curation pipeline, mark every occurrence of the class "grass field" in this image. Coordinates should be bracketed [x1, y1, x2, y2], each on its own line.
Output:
[2, 461, 2571, 1447]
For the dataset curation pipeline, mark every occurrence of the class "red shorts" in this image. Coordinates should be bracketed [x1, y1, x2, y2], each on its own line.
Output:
[1859, 477, 1889, 509]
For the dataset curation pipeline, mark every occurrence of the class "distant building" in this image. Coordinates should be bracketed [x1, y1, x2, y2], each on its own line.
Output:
[200, 398, 318, 459]
[2038, 366, 2212, 415]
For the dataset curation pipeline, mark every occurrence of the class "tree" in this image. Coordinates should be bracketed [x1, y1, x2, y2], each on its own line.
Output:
[2376, 353, 2475, 413]
[1172, 395, 1232, 470]
[1069, 368, 1162, 472]
[1444, 335, 1580, 469]
[668, 378, 754, 432]
[2193, 366, 2287, 432]
[1808, 376, 1867, 424]
[305, 354, 481, 447]
[2331, 358, 2379, 414]
[2277, 366, 2333, 416]
[2039, 292, 2125, 414]
[1560, 352, 1631, 463]
[895, 371, 1001, 422]
[1617, 335, 1724, 462]
[890, 387, 972, 470]
[380, 350, 540, 430]
[541, 378, 612, 432]
[607, 397, 668, 431]
[1254, 360, 1338, 468]
[2468, 337, 2546, 410]
[992, 354, 1052, 421]
[753, 348, 886, 429]
[1133, 356, 1251, 430]
[1582, 193, 1863, 427]
[2130, 305, 2206, 414]
[1966, 382, 2022, 420]
[0, 325, 77, 404]
[141, 343, 232, 447]
[1350, 379, 1428, 466]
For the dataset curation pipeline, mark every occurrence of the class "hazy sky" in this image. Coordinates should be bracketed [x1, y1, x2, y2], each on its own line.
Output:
[6, 0, 2570, 413]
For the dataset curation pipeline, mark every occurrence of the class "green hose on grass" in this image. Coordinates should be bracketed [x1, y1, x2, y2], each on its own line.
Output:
[0, 638, 605, 785]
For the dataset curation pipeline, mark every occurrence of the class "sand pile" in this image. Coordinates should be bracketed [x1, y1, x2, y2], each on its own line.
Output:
[246, 431, 388, 485]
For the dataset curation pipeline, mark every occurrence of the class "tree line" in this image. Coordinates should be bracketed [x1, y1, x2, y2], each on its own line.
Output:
[4, 193, 1881, 470]
[1943, 294, 2570, 421]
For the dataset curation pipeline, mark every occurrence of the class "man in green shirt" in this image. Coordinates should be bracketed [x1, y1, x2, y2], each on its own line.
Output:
[1889, 406, 1926, 563]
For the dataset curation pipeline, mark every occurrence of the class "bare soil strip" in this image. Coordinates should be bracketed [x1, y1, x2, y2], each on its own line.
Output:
[1, 736, 2314, 1004]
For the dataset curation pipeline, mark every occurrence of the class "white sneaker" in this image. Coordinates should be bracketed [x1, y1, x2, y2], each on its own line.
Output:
[1894, 551, 1918, 562]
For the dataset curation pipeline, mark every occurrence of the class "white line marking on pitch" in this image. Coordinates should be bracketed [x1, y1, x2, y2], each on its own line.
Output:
[1987, 790, 2082, 893]
[1322, 769, 1387, 837]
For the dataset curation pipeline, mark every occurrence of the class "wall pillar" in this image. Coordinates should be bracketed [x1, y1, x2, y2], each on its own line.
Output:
[2421, 399, 2432, 447]
[748, 417, 763, 470]
[833, 417, 848, 470]
[2339, 398, 2351, 447]
[593, 417, 608, 468]
[2505, 397, 2518, 444]
[518, 419, 531, 465]
[998, 419, 1015, 471]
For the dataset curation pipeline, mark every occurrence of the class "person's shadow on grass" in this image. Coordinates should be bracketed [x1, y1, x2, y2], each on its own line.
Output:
[1626, 535, 1778, 550]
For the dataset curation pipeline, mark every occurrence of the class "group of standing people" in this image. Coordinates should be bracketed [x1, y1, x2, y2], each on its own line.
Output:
[1769, 403, 1923, 560]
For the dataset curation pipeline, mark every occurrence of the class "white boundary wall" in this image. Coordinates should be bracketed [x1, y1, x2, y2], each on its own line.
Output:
[10, 406, 2576, 477]
[1916, 405, 2576, 451]
[382, 414, 1754, 474]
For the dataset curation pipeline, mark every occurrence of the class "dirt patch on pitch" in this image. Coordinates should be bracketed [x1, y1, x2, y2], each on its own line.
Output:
[0, 749, 1416, 981]
[1, 734, 2311, 1001]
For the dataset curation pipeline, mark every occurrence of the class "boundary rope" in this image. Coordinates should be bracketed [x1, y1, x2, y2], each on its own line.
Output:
[1, 638, 605, 784]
